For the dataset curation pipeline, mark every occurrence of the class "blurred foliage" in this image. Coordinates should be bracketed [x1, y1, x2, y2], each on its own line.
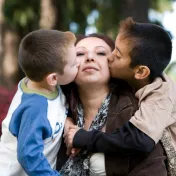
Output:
[66, 0, 97, 33]
[151, 0, 174, 12]
[165, 62, 176, 81]
[95, 0, 121, 38]
[2, 0, 176, 37]
[3, 0, 40, 36]
[0, 0, 175, 86]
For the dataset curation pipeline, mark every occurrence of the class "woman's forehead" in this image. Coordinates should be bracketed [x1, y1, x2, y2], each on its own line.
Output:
[76, 37, 111, 51]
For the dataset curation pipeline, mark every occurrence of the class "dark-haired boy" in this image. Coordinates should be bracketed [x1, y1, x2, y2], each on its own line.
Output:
[65, 18, 176, 175]
[0, 29, 80, 176]
[108, 17, 176, 175]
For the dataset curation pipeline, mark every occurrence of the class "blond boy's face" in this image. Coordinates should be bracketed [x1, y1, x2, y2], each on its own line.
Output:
[57, 42, 80, 85]
[108, 33, 135, 81]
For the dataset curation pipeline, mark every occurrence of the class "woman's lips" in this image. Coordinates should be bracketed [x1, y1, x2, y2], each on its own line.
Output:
[82, 66, 98, 71]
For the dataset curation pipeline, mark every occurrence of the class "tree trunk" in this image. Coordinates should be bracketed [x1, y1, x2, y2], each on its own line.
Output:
[39, 0, 69, 30]
[2, 28, 20, 88]
[120, 0, 150, 22]
[0, 0, 4, 86]
[39, 0, 58, 29]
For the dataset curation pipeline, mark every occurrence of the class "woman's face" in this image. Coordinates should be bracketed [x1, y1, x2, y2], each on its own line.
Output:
[75, 37, 112, 86]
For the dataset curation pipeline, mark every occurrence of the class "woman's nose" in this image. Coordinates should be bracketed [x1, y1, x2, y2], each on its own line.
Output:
[86, 52, 95, 62]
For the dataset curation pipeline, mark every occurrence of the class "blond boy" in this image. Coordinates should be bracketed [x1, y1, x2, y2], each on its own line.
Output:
[0, 29, 79, 176]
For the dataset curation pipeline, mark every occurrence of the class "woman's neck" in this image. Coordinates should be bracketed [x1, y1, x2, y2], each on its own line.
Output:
[78, 85, 110, 128]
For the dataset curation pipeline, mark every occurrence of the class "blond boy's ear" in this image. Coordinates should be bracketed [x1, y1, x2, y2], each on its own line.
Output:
[134, 65, 150, 80]
[46, 73, 58, 86]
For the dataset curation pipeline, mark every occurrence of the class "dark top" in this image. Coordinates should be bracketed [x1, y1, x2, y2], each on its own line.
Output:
[73, 121, 154, 155]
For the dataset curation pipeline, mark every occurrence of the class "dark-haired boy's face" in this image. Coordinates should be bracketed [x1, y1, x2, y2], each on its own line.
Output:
[108, 33, 135, 81]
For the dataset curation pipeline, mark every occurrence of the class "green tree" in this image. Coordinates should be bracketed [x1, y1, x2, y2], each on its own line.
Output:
[0, 0, 175, 88]
[0, 0, 40, 88]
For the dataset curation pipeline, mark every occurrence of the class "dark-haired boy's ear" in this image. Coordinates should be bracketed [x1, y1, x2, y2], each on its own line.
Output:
[134, 65, 150, 80]
[46, 73, 58, 86]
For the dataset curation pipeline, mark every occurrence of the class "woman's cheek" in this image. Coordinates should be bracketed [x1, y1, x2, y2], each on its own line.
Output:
[74, 71, 82, 84]
[102, 67, 111, 81]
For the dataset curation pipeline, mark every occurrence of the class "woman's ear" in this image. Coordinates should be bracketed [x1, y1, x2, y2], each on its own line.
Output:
[134, 65, 150, 80]
[46, 73, 58, 86]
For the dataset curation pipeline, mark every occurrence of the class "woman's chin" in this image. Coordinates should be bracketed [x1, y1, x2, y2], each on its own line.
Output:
[79, 80, 109, 88]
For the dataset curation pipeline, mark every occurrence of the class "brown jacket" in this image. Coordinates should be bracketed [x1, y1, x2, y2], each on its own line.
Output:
[57, 82, 167, 176]
[105, 83, 167, 176]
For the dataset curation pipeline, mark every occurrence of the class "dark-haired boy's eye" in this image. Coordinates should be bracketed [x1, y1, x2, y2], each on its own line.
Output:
[116, 55, 121, 59]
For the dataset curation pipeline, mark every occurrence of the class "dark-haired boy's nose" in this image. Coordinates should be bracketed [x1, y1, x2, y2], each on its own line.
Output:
[108, 53, 114, 62]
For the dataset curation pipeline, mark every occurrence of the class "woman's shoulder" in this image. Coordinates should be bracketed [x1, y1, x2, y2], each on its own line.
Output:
[110, 78, 133, 96]
[107, 79, 138, 131]
[110, 78, 130, 89]
[109, 78, 138, 111]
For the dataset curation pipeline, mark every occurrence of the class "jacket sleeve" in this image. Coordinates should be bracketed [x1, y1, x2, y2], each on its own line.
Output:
[17, 108, 60, 176]
[73, 121, 155, 155]
[130, 96, 173, 144]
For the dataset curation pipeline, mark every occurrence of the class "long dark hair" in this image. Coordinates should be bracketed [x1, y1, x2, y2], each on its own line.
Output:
[61, 33, 115, 123]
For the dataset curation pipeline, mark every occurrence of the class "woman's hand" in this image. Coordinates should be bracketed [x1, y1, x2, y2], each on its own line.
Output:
[63, 125, 80, 155]
[70, 148, 81, 157]
[64, 117, 75, 136]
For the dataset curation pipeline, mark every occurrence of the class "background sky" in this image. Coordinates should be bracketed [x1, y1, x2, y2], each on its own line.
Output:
[163, 1, 176, 62]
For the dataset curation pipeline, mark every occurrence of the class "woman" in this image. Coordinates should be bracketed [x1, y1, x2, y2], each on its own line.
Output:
[57, 34, 167, 176]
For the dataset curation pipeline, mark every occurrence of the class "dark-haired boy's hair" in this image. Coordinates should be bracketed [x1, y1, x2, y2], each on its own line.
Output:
[119, 17, 172, 80]
[18, 29, 75, 82]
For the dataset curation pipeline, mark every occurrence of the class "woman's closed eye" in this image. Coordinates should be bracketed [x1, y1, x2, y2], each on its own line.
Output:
[96, 52, 107, 56]
[76, 52, 85, 57]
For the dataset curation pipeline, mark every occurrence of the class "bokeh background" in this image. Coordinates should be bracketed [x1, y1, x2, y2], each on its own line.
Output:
[0, 0, 176, 132]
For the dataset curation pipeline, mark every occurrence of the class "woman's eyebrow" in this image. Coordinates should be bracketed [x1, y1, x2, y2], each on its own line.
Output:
[95, 46, 110, 52]
[76, 46, 86, 50]
[76, 46, 110, 52]
[95, 46, 108, 49]
[116, 46, 123, 56]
